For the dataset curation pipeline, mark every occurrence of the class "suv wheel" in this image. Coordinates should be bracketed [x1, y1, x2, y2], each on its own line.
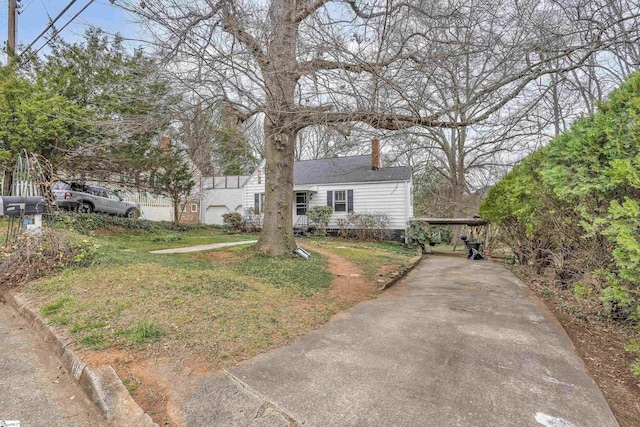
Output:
[77, 202, 93, 214]
[126, 208, 140, 220]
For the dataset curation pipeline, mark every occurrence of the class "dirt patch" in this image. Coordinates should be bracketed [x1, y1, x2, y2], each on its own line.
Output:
[514, 267, 640, 426]
[84, 350, 176, 426]
[300, 243, 376, 307]
[553, 311, 640, 426]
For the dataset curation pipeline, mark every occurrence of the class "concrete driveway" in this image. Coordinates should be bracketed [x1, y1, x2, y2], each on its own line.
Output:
[0, 301, 107, 427]
[183, 256, 618, 427]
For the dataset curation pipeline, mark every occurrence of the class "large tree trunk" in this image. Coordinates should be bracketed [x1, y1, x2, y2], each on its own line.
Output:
[450, 126, 467, 250]
[255, 125, 298, 255]
[253, 0, 300, 256]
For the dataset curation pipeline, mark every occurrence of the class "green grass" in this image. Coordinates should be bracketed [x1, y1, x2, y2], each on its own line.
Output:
[123, 378, 140, 393]
[40, 295, 74, 316]
[117, 320, 164, 346]
[235, 251, 333, 294]
[96, 226, 257, 253]
[79, 332, 111, 350]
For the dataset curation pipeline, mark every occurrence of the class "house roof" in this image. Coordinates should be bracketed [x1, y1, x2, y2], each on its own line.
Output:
[293, 155, 411, 185]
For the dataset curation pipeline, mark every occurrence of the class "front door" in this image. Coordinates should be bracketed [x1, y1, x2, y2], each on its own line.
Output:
[294, 192, 308, 228]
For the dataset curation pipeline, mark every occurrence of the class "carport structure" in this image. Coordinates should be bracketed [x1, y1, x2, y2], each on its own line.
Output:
[409, 217, 491, 253]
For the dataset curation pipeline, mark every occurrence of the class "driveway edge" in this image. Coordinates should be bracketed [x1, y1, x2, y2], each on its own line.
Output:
[378, 254, 423, 290]
[2, 291, 157, 427]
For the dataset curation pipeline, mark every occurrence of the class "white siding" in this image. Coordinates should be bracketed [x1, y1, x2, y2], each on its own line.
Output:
[242, 161, 266, 215]
[241, 160, 411, 230]
[201, 188, 244, 225]
[309, 181, 410, 230]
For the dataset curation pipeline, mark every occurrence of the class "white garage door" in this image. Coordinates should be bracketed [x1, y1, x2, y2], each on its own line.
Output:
[205, 205, 229, 225]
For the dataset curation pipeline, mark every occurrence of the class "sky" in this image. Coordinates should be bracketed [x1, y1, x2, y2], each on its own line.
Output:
[1, 0, 142, 60]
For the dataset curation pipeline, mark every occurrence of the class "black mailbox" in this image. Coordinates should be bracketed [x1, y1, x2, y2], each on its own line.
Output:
[0, 196, 47, 217]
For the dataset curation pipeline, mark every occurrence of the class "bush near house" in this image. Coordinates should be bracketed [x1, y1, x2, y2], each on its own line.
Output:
[222, 212, 243, 232]
[242, 208, 263, 232]
[480, 72, 640, 376]
[335, 212, 390, 241]
[307, 206, 333, 235]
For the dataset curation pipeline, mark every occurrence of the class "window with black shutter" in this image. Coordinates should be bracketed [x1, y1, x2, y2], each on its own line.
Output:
[254, 193, 266, 213]
[334, 191, 346, 212]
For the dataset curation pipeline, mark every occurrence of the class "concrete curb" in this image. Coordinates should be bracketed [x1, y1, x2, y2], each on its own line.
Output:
[2, 291, 157, 427]
[378, 254, 423, 291]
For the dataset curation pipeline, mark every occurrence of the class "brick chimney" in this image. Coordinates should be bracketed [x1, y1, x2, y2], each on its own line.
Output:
[371, 137, 380, 170]
[161, 134, 170, 153]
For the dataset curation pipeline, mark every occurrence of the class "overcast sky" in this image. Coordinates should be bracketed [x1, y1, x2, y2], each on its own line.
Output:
[1, 0, 141, 59]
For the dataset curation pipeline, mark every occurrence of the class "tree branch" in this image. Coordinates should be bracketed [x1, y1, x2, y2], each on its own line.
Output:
[292, 0, 331, 22]
[221, 1, 268, 65]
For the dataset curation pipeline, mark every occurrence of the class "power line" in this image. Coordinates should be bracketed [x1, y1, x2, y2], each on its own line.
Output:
[19, 0, 96, 66]
[18, 0, 79, 58]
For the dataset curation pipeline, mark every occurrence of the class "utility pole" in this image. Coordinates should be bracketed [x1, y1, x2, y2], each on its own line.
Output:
[7, 0, 17, 63]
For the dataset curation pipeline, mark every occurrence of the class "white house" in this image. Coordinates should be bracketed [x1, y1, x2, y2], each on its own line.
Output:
[239, 141, 413, 238]
[201, 141, 413, 237]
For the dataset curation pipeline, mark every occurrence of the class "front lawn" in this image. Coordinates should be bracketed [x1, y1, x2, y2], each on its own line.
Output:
[25, 225, 336, 366]
[22, 221, 416, 369]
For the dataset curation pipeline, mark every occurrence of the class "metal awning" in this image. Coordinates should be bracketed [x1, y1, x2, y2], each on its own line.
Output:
[293, 185, 318, 193]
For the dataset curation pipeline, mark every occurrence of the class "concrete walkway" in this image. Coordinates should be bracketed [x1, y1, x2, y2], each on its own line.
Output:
[0, 301, 107, 426]
[182, 256, 617, 427]
[149, 240, 257, 254]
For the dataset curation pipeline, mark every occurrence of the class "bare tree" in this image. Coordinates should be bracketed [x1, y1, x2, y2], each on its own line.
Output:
[175, 102, 217, 176]
[118, 0, 639, 255]
[389, 0, 640, 224]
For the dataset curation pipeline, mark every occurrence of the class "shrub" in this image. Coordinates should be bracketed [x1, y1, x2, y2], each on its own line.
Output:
[307, 206, 333, 235]
[341, 212, 390, 241]
[406, 222, 429, 248]
[0, 229, 99, 288]
[242, 209, 263, 232]
[337, 218, 349, 239]
[625, 339, 640, 379]
[222, 212, 243, 232]
[48, 211, 208, 234]
[49, 211, 157, 234]
[480, 72, 640, 378]
[406, 223, 451, 249]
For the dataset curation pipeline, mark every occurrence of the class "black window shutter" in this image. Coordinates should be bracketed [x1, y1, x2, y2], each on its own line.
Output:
[254, 193, 260, 211]
[327, 191, 333, 207]
[347, 190, 354, 212]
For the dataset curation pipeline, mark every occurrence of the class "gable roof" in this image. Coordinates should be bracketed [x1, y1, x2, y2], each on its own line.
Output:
[293, 155, 411, 185]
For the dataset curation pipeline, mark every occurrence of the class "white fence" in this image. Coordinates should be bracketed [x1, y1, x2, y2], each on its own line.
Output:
[126, 192, 173, 207]
[123, 192, 173, 222]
